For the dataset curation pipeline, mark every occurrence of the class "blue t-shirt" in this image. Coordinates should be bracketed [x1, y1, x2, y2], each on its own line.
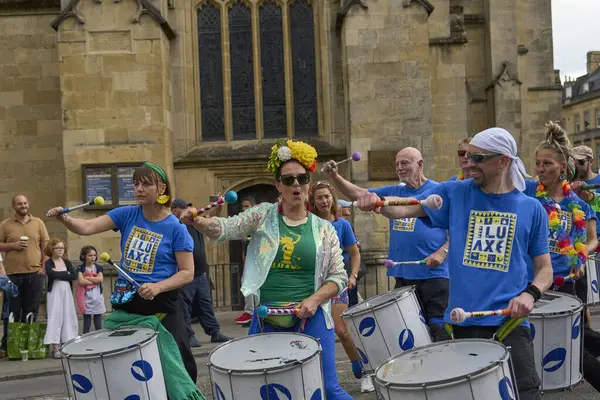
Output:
[330, 217, 357, 263]
[370, 180, 449, 280]
[418, 180, 550, 327]
[523, 180, 596, 279]
[107, 206, 194, 284]
[586, 175, 600, 237]
[448, 175, 458, 181]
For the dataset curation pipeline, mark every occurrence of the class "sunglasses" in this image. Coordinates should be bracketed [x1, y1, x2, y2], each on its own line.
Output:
[457, 150, 467, 157]
[467, 152, 502, 163]
[577, 159, 587, 166]
[279, 173, 310, 187]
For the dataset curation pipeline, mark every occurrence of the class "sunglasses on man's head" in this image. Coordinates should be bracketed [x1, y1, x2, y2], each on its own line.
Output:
[457, 150, 467, 157]
[466, 152, 502, 163]
[279, 173, 310, 186]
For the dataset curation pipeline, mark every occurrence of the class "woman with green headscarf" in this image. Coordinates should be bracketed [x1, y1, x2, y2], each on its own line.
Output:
[47, 163, 204, 399]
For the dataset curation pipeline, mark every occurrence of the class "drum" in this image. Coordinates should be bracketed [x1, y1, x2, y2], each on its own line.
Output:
[60, 327, 167, 400]
[529, 291, 584, 391]
[374, 339, 516, 400]
[341, 286, 432, 373]
[586, 256, 600, 305]
[207, 332, 324, 399]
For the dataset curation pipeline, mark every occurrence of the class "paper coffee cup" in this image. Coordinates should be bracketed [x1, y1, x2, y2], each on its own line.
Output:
[20, 236, 29, 242]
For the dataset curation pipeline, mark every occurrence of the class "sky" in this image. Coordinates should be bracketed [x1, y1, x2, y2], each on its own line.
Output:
[552, 0, 600, 82]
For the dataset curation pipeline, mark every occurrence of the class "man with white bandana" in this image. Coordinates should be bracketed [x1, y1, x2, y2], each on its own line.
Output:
[356, 127, 553, 399]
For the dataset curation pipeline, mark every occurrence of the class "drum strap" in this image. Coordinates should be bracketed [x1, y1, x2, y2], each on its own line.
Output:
[444, 317, 526, 343]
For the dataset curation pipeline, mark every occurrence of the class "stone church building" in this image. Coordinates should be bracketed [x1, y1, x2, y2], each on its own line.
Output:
[0, 0, 562, 293]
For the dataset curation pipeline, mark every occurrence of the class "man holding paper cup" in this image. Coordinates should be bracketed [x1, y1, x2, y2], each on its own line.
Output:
[0, 195, 49, 357]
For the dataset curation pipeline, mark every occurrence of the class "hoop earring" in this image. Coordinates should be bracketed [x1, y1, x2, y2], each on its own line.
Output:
[157, 194, 169, 204]
[559, 174, 566, 181]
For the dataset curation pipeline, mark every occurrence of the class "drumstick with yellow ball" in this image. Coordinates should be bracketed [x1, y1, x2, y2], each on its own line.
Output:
[58, 196, 104, 214]
[450, 307, 511, 323]
[99, 252, 154, 301]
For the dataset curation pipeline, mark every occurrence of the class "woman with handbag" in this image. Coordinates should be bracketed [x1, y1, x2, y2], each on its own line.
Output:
[184, 139, 352, 400]
[310, 181, 374, 393]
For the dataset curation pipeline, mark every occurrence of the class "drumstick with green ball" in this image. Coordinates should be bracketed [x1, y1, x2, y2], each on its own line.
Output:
[384, 259, 427, 267]
[450, 307, 511, 323]
[99, 252, 154, 300]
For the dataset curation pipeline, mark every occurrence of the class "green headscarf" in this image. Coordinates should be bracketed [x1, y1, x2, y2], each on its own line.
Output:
[144, 162, 168, 184]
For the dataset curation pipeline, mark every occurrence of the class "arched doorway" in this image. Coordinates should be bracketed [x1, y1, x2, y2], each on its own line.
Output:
[227, 184, 279, 310]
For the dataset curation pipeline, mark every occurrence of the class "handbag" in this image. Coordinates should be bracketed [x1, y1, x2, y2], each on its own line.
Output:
[7, 313, 48, 360]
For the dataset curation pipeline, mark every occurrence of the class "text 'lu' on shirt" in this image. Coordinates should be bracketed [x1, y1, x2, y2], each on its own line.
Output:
[369, 180, 449, 280]
[260, 214, 317, 303]
[107, 205, 193, 284]
[418, 180, 550, 327]
[523, 180, 596, 279]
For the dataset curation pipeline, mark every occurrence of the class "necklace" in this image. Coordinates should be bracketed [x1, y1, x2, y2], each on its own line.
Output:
[536, 181, 587, 269]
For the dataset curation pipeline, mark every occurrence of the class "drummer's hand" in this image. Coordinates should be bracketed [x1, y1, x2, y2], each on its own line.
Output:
[356, 192, 381, 214]
[297, 296, 319, 319]
[347, 275, 357, 290]
[321, 160, 339, 178]
[426, 249, 446, 268]
[571, 267, 585, 280]
[138, 283, 161, 300]
[46, 207, 67, 222]
[507, 292, 535, 319]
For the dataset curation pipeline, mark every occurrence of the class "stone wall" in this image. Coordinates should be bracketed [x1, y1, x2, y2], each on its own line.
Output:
[0, 11, 65, 238]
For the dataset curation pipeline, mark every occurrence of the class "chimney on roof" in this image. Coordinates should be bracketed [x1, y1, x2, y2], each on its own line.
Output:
[587, 51, 600, 74]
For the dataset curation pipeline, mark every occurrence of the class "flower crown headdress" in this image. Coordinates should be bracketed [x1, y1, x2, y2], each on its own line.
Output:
[267, 139, 318, 175]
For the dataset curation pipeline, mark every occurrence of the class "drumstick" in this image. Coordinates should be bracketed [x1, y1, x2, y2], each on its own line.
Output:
[99, 252, 154, 300]
[58, 197, 104, 214]
[553, 274, 576, 288]
[450, 307, 511, 323]
[582, 184, 600, 190]
[332, 287, 349, 300]
[321, 152, 361, 172]
[384, 259, 427, 268]
[191, 191, 238, 218]
[256, 305, 300, 318]
[351, 194, 443, 210]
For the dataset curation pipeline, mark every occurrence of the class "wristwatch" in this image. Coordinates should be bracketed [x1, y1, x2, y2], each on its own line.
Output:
[440, 247, 448, 254]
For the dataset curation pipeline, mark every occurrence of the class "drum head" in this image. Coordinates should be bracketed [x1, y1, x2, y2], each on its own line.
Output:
[530, 292, 583, 316]
[61, 327, 157, 358]
[376, 340, 508, 387]
[343, 286, 414, 316]
[208, 332, 320, 373]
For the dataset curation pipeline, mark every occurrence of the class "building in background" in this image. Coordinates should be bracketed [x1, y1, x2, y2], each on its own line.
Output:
[565, 51, 600, 165]
[0, 0, 562, 295]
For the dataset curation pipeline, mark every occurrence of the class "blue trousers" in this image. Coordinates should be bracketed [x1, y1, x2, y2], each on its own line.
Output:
[181, 273, 221, 338]
[248, 307, 352, 400]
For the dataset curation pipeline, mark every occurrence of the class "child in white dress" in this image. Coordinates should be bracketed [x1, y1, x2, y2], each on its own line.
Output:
[43, 238, 78, 359]
[76, 246, 106, 333]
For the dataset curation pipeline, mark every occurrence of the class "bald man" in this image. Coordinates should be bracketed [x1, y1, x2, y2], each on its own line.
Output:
[323, 148, 450, 341]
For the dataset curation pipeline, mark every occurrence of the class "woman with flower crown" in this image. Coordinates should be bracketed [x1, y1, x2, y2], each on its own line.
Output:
[523, 122, 598, 295]
[184, 139, 352, 399]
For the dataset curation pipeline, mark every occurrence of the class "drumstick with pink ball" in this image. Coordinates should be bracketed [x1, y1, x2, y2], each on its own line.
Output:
[321, 152, 362, 172]
[450, 307, 511, 323]
[384, 259, 427, 268]
[352, 194, 443, 210]
[57, 196, 104, 215]
[191, 191, 238, 218]
[99, 252, 154, 300]
[256, 305, 300, 318]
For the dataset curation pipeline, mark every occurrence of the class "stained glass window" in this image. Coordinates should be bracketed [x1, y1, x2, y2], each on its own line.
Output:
[290, 0, 318, 137]
[197, 4, 225, 141]
[260, 2, 287, 139]
[229, 2, 256, 140]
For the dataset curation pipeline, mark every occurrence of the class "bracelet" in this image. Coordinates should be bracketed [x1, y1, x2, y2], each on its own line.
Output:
[523, 284, 541, 302]
[440, 247, 448, 254]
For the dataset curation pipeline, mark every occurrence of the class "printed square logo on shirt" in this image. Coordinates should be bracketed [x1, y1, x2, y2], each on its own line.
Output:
[393, 218, 416, 232]
[549, 210, 572, 254]
[463, 211, 517, 272]
[123, 226, 163, 274]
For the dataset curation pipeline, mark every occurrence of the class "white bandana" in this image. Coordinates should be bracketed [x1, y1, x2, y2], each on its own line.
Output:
[470, 127, 531, 192]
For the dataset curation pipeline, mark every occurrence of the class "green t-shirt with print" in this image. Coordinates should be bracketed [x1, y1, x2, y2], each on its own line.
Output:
[260, 214, 316, 303]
